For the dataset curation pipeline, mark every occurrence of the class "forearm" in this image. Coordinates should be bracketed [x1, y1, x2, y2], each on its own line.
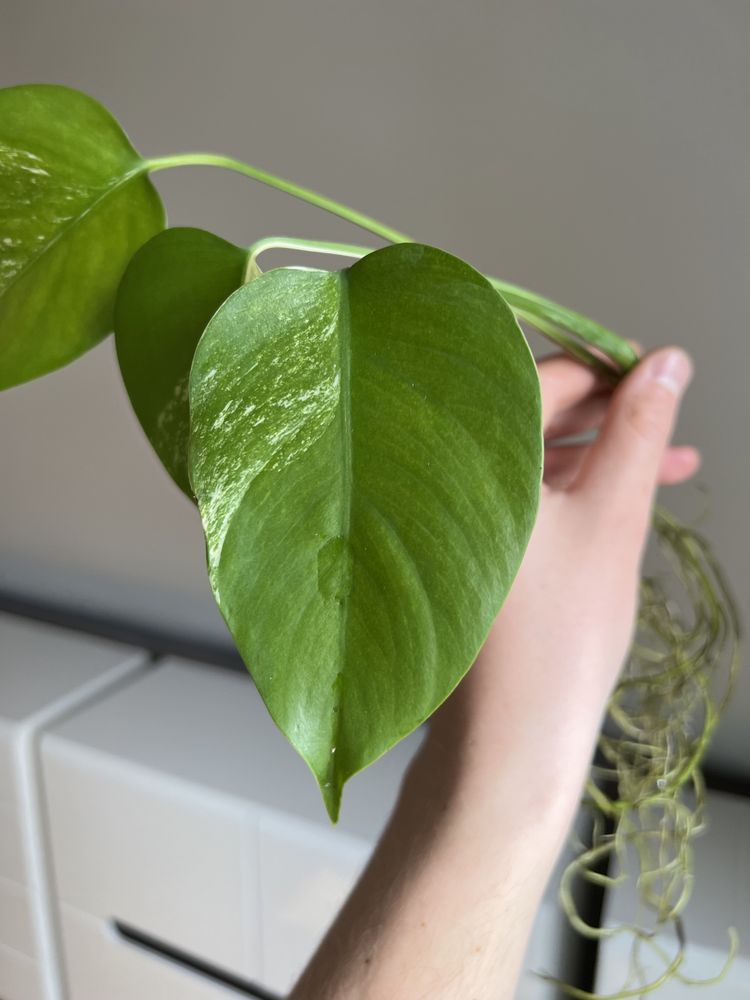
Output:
[289, 717, 593, 1000]
[289, 346, 694, 999]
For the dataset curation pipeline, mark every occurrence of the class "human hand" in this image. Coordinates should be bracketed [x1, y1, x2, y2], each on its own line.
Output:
[427, 346, 697, 810]
[291, 347, 698, 1000]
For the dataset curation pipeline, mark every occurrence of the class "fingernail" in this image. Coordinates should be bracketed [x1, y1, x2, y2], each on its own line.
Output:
[648, 348, 693, 396]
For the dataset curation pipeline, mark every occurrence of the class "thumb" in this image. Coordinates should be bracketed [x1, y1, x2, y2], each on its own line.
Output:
[573, 347, 694, 537]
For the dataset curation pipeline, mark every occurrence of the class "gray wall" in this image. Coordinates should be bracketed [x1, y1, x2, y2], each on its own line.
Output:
[1, 0, 748, 779]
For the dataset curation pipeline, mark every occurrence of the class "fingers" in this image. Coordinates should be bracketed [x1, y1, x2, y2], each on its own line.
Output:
[659, 445, 701, 484]
[545, 390, 611, 441]
[571, 347, 694, 537]
[537, 354, 610, 431]
[544, 442, 700, 490]
[540, 343, 644, 440]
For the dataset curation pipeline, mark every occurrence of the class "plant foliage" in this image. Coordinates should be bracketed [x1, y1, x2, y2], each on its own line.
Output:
[0, 85, 163, 388]
[0, 83, 739, 997]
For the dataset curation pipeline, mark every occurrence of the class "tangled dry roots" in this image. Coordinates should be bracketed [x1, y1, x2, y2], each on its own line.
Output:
[550, 505, 741, 998]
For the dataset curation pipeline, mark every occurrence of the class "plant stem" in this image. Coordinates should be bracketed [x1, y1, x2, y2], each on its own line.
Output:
[245, 236, 368, 282]
[510, 308, 620, 383]
[145, 153, 411, 246]
[144, 151, 637, 374]
[487, 278, 639, 372]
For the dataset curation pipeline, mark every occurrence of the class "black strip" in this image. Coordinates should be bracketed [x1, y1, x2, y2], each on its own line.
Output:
[0, 587, 245, 673]
[704, 766, 750, 799]
[113, 921, 282, 999]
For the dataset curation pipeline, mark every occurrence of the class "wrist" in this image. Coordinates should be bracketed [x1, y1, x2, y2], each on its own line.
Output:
[404, 720, 588, 862]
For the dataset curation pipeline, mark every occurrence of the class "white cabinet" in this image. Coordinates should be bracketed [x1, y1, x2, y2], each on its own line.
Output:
[0, 617, 589, 999]
[0, 614, 149, 1000]
[41, 657, 420, 998]
[40, 656, 581, 999]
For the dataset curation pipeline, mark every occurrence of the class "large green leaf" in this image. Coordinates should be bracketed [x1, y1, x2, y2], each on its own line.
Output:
[115, 227, 248, 496]
[189, 243, 543, 820]
[0, 84, 164, 389]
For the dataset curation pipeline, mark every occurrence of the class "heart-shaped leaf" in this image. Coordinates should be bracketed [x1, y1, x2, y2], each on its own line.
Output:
[189, 243, 542, 820]
[0, 84, 164, 389]
[115, 227, 248, 495]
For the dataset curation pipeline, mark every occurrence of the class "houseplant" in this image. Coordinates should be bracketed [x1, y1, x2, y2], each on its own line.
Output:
[0, 83, 739, 997]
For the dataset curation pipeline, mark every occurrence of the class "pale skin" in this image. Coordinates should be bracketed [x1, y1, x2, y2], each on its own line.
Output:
[290, 346, 697, 1000]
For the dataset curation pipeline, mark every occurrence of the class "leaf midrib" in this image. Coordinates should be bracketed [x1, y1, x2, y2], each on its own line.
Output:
[330, 272, 354, 774]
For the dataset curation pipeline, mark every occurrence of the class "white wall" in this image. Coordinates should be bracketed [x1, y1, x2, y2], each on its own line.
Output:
[0, 0, 748, 779]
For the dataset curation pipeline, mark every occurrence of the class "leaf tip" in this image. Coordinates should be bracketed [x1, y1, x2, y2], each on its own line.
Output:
[321, 777, 343, 824]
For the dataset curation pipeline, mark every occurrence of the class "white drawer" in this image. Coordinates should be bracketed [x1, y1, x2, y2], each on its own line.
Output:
[258, 811, 370, 994]
[40, 657, 422, 993]
[0, 726, 16, 807]
[0, 941, 43, 1000]
[59, 905, 252, 1000]
[42, 740, 261, 981]
[0, 876, 35, 958]
[0, 802, 25, 886]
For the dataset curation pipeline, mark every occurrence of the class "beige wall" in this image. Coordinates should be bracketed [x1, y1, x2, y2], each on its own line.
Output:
[1, 0, 748, 778]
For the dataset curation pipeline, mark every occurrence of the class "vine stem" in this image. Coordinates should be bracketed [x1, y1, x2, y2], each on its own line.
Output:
[145, 153, 411, 246]
[144, 155, 636, 373]
[245, 235, 367, 283]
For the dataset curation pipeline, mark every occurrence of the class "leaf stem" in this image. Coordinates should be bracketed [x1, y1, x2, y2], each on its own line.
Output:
[487, 277, 639, 372]
[510, 308, 620, 383]
[245, 236, 368, 282]
[144, 149, 637, 374]
[145, 153, 411, 246]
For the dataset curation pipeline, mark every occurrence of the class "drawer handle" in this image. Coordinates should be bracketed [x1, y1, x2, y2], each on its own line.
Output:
[113, 920, 281, 1000]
